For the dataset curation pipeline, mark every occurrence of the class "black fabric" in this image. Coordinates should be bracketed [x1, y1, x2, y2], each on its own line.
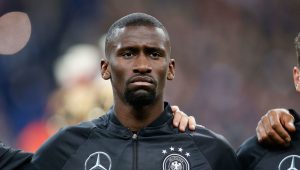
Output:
[237, 110, 300, 170]
[22, 102, 240, 170]
[289, 109, 300, 123]
[0, 143, 33, 170]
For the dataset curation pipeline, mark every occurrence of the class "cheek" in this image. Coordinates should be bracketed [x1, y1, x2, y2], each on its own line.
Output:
[110, 61, 129, 84]
[154, 64, 169, 83]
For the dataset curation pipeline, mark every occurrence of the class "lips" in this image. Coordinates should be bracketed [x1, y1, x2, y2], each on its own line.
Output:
[129, 76, 154, 84]
[128, 76, 155, 87]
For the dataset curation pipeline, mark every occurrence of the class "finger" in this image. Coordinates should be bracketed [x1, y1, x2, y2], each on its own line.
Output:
[179, 114, 188, 132]
[256, 120, 263, 142]
[171, 105, 179, 113]
[256, 122, 273, 144]
[262, 115, 287, 145]
[256, 121, 270, 143]
[269, 112, 291, 143]
[188, 116, 196, 131]
[173, 109, 182, 127]
[281, 113, 296, 133]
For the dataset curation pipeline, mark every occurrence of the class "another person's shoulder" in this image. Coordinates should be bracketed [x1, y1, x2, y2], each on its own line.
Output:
[0, 142, 33, 170]
[237, 110, 300, 170]
[237, 136, 268, 170]
[237, 135, 300, 170]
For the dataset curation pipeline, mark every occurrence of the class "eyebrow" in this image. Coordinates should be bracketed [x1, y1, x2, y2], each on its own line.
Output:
[117, 47, 138, 53]
[144, 47, 166, 55]
[117, 45, 165, 51]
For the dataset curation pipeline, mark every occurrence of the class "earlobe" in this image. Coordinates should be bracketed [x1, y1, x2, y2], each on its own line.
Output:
[102, 72, 111, 79]
[293, 66, 300, 91]
[167, 59, 175, 80]
[167, 73, 174, 80]
[101, 59, 111, 80]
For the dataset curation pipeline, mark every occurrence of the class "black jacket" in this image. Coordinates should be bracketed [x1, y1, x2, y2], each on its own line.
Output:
[23, 103, 240, 170]
[237, 109, 300, 170]
[0, 143, 32, 170]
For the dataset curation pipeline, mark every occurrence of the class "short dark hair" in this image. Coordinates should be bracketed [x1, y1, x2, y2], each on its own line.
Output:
[295, 32, 300, 67]
[105, 13, 170, 57]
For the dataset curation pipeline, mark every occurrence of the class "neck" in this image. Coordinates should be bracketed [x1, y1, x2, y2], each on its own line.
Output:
[113, 98, 164, 131]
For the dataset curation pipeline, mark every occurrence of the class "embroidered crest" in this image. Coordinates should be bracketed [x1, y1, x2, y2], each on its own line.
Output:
[162, 146, 190, 170]
[85, 151, 112, 170]
[278, 154, 300, 170]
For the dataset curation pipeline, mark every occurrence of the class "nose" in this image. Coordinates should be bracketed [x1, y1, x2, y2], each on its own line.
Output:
[133, 53, 152, 74]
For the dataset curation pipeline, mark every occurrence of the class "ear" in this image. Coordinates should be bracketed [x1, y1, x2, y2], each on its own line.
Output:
[167, 59, 175, 80]
[101, 59, 111, 80]
[293, 66, 300, 92]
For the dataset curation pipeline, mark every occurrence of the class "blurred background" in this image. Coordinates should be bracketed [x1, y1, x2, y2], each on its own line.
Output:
[1, 0, 300, 151]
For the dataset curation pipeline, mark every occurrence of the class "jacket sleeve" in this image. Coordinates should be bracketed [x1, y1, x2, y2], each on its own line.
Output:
[0, 142, 33, 170]
[191, 127, 241, 170]
[288, 109, 300, 123]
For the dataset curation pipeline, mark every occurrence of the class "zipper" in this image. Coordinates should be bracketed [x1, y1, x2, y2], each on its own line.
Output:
[132, 133, 138, 170]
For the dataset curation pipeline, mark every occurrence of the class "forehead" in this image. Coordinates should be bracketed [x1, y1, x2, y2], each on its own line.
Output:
[112, 26, 170, 51]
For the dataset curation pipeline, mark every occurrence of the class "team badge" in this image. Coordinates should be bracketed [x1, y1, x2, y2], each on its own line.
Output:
[85, 151, 112, 170]
[278, 154, 300, 170]
[162, 146, 190, 170]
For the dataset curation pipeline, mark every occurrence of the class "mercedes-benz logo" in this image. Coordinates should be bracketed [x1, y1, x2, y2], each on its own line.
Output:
[85, 152, 112, 170]
[278, 155, 300, 170]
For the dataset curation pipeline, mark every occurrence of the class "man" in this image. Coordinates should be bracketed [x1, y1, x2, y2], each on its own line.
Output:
[22, 13, 240, 170]
[237, 33, 300, 170]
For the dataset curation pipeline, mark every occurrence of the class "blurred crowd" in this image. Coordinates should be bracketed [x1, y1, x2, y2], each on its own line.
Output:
[0, 0, 300, 150]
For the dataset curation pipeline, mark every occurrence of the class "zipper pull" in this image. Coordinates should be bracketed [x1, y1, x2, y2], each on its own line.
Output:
[132, 133, 138, 140]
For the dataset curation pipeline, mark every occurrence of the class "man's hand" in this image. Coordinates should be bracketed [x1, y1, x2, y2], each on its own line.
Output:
[256, 108, 296, 146]
[171, 105, 196, 132]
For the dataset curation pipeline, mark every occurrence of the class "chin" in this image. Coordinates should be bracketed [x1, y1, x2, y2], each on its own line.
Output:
[125, 89, 156, 107]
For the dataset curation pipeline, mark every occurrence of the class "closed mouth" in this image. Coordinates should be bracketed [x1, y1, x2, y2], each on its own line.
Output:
[129, 76, 154, 84]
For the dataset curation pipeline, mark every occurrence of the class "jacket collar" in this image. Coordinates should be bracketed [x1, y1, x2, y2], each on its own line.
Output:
[104, 102, 175, 137]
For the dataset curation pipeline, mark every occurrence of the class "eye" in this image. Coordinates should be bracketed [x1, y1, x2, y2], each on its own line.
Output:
[149, 52, 161, 59]
[121, 51, 134, 59]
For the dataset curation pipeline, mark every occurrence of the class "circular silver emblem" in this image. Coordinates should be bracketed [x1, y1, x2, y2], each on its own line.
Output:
[163, 153, 190, 170]
[278, 155, 300, 170]
[85, 152, 112, 170]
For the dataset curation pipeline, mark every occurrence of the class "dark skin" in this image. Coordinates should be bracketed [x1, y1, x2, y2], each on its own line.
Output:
[257, 108, 295, 146]
[172, 105, 197, 131]
[101, 26, 176, 131]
